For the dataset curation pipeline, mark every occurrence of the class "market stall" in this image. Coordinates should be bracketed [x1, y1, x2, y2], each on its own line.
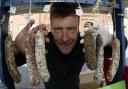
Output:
[0, 0, 127, 89]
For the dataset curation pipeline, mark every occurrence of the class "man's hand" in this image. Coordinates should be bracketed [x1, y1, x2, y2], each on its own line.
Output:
[14, 19, 48, 54]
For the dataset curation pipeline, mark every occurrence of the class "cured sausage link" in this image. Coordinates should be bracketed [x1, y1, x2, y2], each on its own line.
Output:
[94, 34, 106, 86]
[5, 35, 21, 83]
[107, 37, 120, 82]
[84, 30, 97, 70]
[25, 30, 40, 86]
[35, 30, 50, 82]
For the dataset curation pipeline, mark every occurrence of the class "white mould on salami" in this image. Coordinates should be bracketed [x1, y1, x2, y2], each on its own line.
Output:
[84, 30, 97, 70]
[107, 37, 120, 82]
[35, 30, 50, 82]
[5, 35, 22, 83]
[25, 30, 40, 86]
[94, 34, 106, 86]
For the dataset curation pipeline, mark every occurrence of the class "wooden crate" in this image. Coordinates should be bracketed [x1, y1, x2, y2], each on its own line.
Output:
[80, 82, 98, 89]
[80, 71, 98, 89]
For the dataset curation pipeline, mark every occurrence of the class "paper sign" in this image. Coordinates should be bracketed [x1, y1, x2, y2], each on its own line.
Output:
[124, 8, 128, 18]
[8, 6, 16, 14]
[43, 5, 50, 12]
[75, 8, 84, 16]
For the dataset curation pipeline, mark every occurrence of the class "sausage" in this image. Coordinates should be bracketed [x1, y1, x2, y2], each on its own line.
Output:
[84, 30, 97, 70]
[5, 35, 21, 83]
[94, 34, 106, 86]
[107, 37, 120, 82]
[25, 30, 40, 86]
[35, 30, 50, 82]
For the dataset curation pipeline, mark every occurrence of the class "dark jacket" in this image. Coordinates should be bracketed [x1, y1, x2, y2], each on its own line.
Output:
[15, 32, 85, 89]
[44, 32, 85, 89]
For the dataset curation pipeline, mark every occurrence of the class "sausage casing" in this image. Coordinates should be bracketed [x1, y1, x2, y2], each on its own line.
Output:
[25, 30, 40, 86]
[5, 35, 21, 83]
[35, 30, 50, 82]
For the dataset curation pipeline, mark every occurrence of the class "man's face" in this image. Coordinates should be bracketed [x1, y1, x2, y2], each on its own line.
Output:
[51, 15, 79, 54]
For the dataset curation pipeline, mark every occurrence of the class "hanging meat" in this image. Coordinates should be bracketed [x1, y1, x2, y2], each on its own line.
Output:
[25, 30, 40, 86]
[84, 30, 97, 70]
[5, 34, 21, 83]
[94, 34, 106, 86]
[107, 37, 120, 82]
[35, 29, 50, 82]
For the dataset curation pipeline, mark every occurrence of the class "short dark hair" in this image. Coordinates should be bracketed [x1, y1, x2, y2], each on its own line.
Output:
[50, 3, 79, 19]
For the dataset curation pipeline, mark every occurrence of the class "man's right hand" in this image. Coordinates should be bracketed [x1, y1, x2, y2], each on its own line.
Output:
[14, 19, 48, 54]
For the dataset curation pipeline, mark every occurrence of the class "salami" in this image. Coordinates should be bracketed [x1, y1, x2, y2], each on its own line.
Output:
[107, 37, 120, 82]
[35, 30, 50, 82]
[84, 30, 97, 70]
[5, 34, 21, 83]
[94, 34, 106, 86]
[25, 30, 40, 86]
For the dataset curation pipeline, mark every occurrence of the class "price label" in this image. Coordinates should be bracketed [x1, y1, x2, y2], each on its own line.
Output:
[8, 6, 16, 14]
[75, 8, 84, 16]
[43, 5, 50, 12]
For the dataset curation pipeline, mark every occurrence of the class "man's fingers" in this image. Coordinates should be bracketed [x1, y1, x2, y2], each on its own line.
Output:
[42, 30, 48, 37]
[45, 37, 50, 43]
[35, 24, 46, 30]
[41, 24, 47, 30]
[24, 19, 35, 30]
[32, 24, 48, 36]
[45, 49, 48, 54]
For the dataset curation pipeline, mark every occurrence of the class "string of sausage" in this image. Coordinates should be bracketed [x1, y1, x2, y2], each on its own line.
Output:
[94, 34, 106, 86]
[84, 30, 97, 70]
[5, 34, 21, 83]
[107, 37, 120, 82]
[25, 30, 40, 86]
[35, 30, 50, 82]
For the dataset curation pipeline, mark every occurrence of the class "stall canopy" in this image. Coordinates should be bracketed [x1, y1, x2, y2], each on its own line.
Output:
[2, 0, 96, 6]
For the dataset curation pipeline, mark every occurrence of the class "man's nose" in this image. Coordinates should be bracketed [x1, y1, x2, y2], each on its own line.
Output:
[62, 29, 68, 42]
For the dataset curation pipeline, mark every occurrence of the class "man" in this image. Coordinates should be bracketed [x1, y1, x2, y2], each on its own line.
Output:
[14, 3, 85, 89]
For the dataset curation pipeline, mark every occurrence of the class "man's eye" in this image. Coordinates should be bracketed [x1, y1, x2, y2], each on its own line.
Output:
[68, 28, 77, 32]
[53, 28, 62, 33]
